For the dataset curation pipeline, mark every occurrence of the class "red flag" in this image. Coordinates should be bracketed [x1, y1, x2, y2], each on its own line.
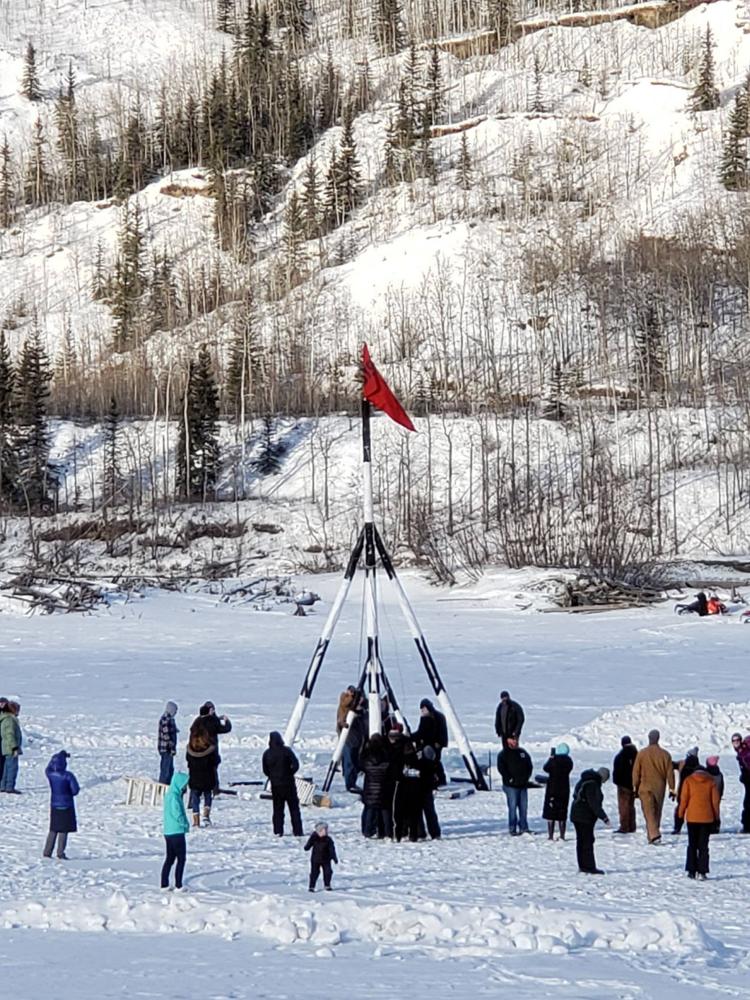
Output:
[361, 344, 415, 432]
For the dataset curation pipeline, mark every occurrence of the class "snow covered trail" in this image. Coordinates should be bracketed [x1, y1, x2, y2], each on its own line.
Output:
[1, 573, 750, 998]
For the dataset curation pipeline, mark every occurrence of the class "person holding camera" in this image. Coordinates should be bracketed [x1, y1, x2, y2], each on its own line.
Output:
[193, 701, 232, 793]
[542, 743, 573, 840]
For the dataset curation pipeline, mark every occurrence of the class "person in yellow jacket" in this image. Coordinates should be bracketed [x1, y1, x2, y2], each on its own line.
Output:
[632, 729, 675, 844]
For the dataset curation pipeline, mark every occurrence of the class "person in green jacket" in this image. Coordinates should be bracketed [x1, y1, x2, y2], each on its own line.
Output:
[161, 772, 189, 891]
[0, 701, 23, 793]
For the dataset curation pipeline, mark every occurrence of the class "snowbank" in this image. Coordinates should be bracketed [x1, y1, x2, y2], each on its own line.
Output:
[0, 891, 721, 960]
[563, 697, 750, 752]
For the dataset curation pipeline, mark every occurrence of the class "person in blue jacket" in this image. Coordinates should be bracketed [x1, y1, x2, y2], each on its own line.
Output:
[161, 771, 190, 891]
[43, 750, 80, 860]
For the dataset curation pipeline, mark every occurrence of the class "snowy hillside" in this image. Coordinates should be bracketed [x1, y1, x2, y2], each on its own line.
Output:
[1, 0, 750, 578]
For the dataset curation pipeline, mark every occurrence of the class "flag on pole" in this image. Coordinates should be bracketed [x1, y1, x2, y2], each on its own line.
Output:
[361, 344, 416, 432]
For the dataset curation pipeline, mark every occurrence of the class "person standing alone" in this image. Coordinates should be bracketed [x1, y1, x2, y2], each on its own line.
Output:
[262, 731, 303, 837]
[632, 729, 675, 844]
[158, 701, 179, 785]
[43, 751, 80, 860]
[494, 691, 525, 749]
[0, 701, 23, 793]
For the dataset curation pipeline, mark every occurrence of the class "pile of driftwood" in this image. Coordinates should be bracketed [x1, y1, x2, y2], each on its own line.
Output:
[544, 575, 666, 613]
[197, 576, 321, 614]
[0, 573, 114, 614]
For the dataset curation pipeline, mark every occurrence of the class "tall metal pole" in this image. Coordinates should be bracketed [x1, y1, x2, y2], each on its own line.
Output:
[374, 527, 489, 791]
[362, 399, 383, 737]
[281, 529, 364, 749]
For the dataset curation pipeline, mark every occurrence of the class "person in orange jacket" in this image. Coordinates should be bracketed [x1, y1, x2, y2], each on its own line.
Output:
[677, 766, 721, 880]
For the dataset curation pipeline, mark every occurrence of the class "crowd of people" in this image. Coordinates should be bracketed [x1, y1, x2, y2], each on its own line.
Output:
[491, 693, 750, 879]
[4, 685, 750, 891]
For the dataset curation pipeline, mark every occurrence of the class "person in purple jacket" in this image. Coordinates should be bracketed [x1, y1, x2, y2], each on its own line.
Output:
[43, 750, 80, 860]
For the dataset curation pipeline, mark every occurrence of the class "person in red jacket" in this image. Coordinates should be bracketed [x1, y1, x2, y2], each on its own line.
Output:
[677, 767, 721, 880]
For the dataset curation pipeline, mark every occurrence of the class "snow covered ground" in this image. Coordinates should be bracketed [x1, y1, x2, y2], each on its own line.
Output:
[2, 571, 750, 998]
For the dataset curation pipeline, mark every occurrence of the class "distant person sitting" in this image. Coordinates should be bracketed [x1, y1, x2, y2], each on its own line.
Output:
[495, 691, 525, 749]
[675, 592, 708, 616]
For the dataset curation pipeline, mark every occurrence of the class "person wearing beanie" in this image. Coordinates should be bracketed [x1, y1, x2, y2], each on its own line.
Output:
[570, 767, 610, 874]
[415, 699, 448, 786]
[731, 732, 750, 833]
[304, 822, 338, 891]
[158, 701, 179, 786]
[632, 729, 675, 844]
[494, 691, 525, 749]
[542, 743, 573, 841]
[43, 751, 80, 860]
[672, 747, 701, 835]
[613, 735, 638, 834]
[677, 765, 720, 880]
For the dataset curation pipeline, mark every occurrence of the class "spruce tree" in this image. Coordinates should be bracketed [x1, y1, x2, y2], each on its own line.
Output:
[226, 307, 264, 420]
[21, 41, 42, 101]
[176, 345, 220, 501]
[217, 0, 235, 32]
[0, 331, 17, 504]
[458, 132, 472, 191]
[282, 189, 305, 280]
[102, 395, 124, 509]
[13, 330, 54, 510]
[25, 116, 49, 206]
[324, 105, 361, 229]
[111, 201, 146, 351]
[691, 26, 720, 112]
[720, 90, 749, 190]
[383, 116, 400, 185]
[54, 62, 81, 200]
[0, 135, 15, 228]
[300, 156, 320, 238]
[531, 54, 546, 113]
[374, 0, 404, 56]
[253, 414, 284, 474]
[425, 45, 443, 126]
[634, 305, 666, 399]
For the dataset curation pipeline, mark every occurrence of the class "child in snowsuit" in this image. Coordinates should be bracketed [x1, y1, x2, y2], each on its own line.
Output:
[161, 771, 190, 890]
[305, 822, 338, 891]
[43, 751, 80, 860]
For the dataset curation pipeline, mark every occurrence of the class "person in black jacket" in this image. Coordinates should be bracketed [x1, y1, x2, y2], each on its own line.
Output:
[415, 699, 448, 786]
[305, 821, 338, 891]
[497, 737, 533, 835]
[360, 734, 393, 838]
[613, 735, 638, 833]
[186, 720, 218, 827]
[494, 691, 525, 749]
[262, 731, 303, 836]
[542, 743, 573, 840]
[194, 702, 232, 792]
[672, 747, 701, 834]
[570, 767, 611, 874]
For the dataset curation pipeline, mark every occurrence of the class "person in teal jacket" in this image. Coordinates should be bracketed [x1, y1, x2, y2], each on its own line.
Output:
[161, 772, 189, 890]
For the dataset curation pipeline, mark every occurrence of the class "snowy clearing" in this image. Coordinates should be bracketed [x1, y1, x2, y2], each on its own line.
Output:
[1, 574, 750, 998]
